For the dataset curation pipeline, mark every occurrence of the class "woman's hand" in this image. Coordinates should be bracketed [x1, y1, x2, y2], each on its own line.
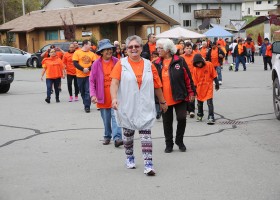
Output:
[91, 96, 97, 104]
[112, 98, 118, 110]
[160, 103, 168, 113]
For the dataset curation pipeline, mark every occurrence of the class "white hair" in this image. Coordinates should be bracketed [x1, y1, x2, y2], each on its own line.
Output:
[125, 35, 143, 47]
[202, 41, 207, 46]
[156, 39, 177, 55]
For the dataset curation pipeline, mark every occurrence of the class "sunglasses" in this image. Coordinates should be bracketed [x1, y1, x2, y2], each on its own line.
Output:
[127, 45, 141, 50]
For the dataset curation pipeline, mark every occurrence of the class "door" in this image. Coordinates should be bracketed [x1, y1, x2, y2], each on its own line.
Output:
[0, 47, 14, 65]
[10, 47, 27, 66]
[127, 26, 135, 37]
[18, 33, 27, 52]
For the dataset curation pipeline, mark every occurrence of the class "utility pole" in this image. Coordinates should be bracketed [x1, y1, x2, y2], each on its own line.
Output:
[22, 0, 25, 15]
[2, 0, 5, 23]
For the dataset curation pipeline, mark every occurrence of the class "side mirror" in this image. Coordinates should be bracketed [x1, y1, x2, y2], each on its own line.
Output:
[272, 41, 280, 54]
[38, 49, 42, 53]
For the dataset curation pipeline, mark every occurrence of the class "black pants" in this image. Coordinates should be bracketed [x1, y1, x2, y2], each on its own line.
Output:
[67, 75, 79, 96]
[251, 52, 255, 63]
[186, 100, 195, 113]
[263, 56, 272, 70]
[162, 101, 187, 147]
[197, 98, 214, 119]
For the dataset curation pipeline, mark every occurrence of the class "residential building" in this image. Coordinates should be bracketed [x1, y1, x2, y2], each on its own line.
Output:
[151, 0, 243, 30]
[242, 0, 278, 17]
[0, 0, 178, 53]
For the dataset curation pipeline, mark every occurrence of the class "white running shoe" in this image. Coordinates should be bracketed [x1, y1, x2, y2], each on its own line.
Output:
[219, 81, 222, 85]
[126, 156, 136, 169]
[144, 162, 156, 176]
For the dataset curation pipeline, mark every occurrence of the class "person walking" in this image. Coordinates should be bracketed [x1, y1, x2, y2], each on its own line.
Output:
[63, 43, 79, 102]
[181, 42, 196, 118]
[233, 39, 247, 72]
[73, 40, 97, 113]
[141, 33, 156, 60]
[41, 49, 65, 103]
[192, 54, 219, 124]
[206, 41, 225, 85]
[153, 39, 195, 153]
[110, 35, 167, 176]
[260, 38, 273, 70]
[200, 41, 208, 59]
[89, 39, 123, 147]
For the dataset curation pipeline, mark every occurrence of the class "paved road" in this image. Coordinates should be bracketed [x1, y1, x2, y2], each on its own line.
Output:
[0, 55, 279, 200]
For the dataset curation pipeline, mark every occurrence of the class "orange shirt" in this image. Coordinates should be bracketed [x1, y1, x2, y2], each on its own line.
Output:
[181, 53, 195, 74]
[192, 61, 217, 101]
[97, 59, 114, 109]
[63, 52, 76, 75]
[148, 42, 156, 56]
[161, 58, 182, 106]
[193, 49, 201, 55]
[42, 57, 64, 79]
[72, 49, 97, 77]
[200, 47, 207, 59]
[210, 48, 219, 67]
[44, 51, 64, 59]
[217, 39, 226, 47]
[238, 44, 244, 55]
[265, 44, 272, 57]
[110, 57, 162, 89]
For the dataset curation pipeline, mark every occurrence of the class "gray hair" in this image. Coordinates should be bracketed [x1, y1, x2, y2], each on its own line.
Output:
[202, 41, 207, 46]
[125, 35, 143, 47]
[156, 39, 177, 55]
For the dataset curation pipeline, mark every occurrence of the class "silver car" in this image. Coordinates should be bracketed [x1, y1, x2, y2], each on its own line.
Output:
[0, 46, 31, 67]
[272, 41, 280, 120]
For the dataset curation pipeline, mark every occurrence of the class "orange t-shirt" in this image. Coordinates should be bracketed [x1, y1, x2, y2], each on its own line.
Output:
[148, 42, 156, 56]
[181, 53, 195, 74]
[63, 52, 76, 75]
[72, 49, 97, 77]
[210, 48, 219, 67]
[193, 49, 201, 55]
[217, 39, 226, 47]
[42, 57, 64, 79]
[200, 47, 207, 59]
[97, 59, 114, 109]
[161, 58, 182, 106]
[110, 58, 162, 89]
[238, 44, 244, 55]
[44, 51, 64, 59]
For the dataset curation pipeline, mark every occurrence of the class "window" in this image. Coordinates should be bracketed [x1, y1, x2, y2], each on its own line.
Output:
[147, 27, 154, 35]
[268, 1, 273, 4]
[205, 4, 209, 9]
[0, 47, 12, 54]
[169, 5, 174, 14]
[248, 8, 250, 14]
[7, 32, 15, 42]
[182, 4, 191, 13]
[183, 20, 191, 27]
[45, 30, 58, 40]
[11, 48, 22, 54]
[256, 11, 260, 15]
[156, 27, 161, 35]
[256, 1, 262, 4]
[235, 4, 237, 10]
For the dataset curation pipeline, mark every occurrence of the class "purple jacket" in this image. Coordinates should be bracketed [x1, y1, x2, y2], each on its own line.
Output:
[89, 56, 118, 104]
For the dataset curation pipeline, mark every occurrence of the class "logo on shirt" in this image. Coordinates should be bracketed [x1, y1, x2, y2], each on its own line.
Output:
[175, 64, 180, 70]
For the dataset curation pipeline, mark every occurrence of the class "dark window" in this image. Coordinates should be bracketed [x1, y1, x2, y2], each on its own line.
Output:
[45, 30, 58, 40]
[183, 4, 191, 13]
[11, 48, 22, 54]
[248, 8, 250, 14]
[183, 20, 191, 27]
[256, 1, 262, 4]
[256, 12, 260, 15]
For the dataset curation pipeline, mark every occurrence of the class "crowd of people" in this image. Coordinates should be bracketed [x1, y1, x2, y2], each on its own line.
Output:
[40, 33, 272, 176]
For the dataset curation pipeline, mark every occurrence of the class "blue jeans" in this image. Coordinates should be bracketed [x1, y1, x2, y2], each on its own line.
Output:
[215, 66, 222, 82]
[46, 78, 60, 99]
[100, 108, 122, 141]
[235, 56, 246, 71]
[77, 77, 91, 108]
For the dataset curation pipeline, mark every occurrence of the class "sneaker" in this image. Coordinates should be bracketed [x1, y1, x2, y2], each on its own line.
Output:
[219, 81, 222, 85]
[45, 98, 50, 104]
[175, 142, 187, 152]
[243, 68, 246, 71]
[74, 96, 79, 101]
[126, 156, 136, 169]
[196, 116, 203, 122]
[144, 162, 155, 176]
[114, 139, 123, 147]
[69, 96, 73, 102]
[207, 117, 215, 125]
[56, 98, 60, 103]
[85, 107, 90, 113]
[164, 146, 173, 153]
[156, 113, 161, 119]
[189, 112, 195, 118]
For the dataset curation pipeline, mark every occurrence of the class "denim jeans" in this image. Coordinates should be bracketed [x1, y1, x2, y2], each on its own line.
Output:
[215, 66, 222, 82]
[100, 108, 122, 141]
[46, 78, 60, 99]
[77, 76, 91, 108]
[235, 56, 246, 71]
[197, 98, 214, 119]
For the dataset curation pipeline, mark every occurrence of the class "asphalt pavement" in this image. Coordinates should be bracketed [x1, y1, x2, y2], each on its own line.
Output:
[0, 55, 279, 200]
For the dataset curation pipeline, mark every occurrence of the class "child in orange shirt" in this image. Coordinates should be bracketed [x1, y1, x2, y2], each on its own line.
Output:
[192, 54, 219, 125]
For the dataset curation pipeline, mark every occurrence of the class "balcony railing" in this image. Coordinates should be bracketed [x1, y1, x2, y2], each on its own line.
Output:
[194, 9, 221, 19]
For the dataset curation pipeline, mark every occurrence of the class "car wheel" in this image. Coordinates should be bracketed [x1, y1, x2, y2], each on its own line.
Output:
[0, 83, 11, 93]
[32, 58, 39, 68]
[26, 58, 32, 67]
[273, 77, 280, 120]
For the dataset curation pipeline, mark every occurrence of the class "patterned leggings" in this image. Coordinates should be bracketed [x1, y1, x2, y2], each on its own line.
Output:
[123, 128, 153, 165]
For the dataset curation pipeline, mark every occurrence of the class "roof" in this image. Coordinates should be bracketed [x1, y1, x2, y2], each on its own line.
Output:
[0, 0, 179, 32]
[176, 0, 244, 3]
[68, 0, 130, 5]
[241, 16, 269, 30]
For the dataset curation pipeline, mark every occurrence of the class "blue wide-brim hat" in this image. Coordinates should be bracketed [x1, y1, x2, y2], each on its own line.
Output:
[96, 39, 115, 54]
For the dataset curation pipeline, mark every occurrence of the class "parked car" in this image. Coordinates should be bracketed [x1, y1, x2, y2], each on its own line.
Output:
[0, 46, 31, 67]
[29, 42, 82, 68]
[272, 41, 280, 120]
[0, 60, 14, 93]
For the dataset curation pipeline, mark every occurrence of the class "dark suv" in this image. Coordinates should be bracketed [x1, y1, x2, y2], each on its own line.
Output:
[29, 42, 73, 68]
[0, 60, 14, 93]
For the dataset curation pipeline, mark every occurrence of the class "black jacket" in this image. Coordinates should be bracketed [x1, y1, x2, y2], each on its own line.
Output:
[153, 55, 195, 103]
[206, 47, 225, 66]
[233, 44, 247, 57]
[141, 42, 151, 59]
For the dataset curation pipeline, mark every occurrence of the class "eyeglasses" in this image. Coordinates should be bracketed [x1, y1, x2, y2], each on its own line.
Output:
[156, 47, 164, 50]
[127, 45, 141, 50]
